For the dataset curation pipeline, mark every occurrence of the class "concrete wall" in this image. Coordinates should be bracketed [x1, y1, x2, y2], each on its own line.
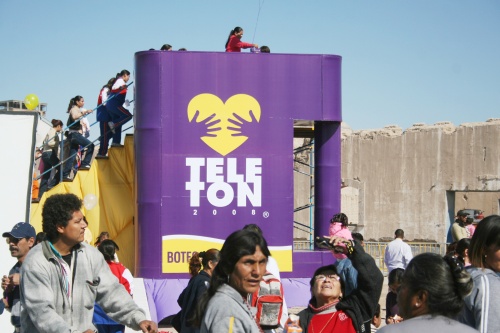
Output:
[341, 119, 500, 242]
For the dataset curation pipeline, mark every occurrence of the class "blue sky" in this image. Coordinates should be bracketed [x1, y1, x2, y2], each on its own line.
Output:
[1, 1, 499, 138]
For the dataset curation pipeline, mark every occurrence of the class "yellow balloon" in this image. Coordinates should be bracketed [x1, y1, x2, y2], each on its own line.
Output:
[24, 94, 39, 110]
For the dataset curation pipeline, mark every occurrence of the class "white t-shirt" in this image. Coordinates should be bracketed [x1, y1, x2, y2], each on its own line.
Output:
[112, 78, 126, 90]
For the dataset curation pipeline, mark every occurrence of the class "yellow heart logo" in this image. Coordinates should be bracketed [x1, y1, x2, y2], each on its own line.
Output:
[187, 94, 261, 156]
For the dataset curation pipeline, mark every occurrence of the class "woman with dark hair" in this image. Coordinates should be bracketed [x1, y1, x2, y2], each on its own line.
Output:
[107, 70, 132, 146]
[38, 119, 63, 199]
[329, 213, 352, 240]
[379, 253, 476, 333]
[62, 96, 94, 180]
[96, 77, 116, 157]
[385, 268, 404, 324]
[176, 249, 220, 333]
[297, 236, 383, 333]
[455, 238, 472, 267]
[95, 231, 110, 247]
[193, 229, 270, 332]
[35, 232, 47, 245]
[225, 27, 258, 52]
[458, 215, 500, 332]
[93, 239, 135, 333]
[160, 44, 172, 51]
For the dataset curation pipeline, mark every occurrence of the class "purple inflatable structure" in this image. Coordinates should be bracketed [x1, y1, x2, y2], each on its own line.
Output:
[134, 51, 342, 321]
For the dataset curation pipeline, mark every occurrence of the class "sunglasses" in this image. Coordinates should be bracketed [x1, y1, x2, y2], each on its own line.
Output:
[6, 237, 23, 244]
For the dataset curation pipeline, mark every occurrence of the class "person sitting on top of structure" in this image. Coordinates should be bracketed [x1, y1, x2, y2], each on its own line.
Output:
[225, 27, 258, 52]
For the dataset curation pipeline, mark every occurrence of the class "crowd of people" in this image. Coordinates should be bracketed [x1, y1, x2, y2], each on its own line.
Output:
[377, 211, 499, 333]
[3, 200, 500, 332]
[2, 194, 156, 332]
[20, 25, 499, 333]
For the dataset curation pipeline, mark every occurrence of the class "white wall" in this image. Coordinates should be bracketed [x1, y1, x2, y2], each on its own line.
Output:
[0, 112, 37, 331]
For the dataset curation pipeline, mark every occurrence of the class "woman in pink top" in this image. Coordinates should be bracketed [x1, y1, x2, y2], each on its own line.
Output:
[225, 26, 258, 52]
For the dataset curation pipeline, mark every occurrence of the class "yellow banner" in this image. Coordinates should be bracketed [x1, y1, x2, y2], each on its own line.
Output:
[162, 235, 293, 273]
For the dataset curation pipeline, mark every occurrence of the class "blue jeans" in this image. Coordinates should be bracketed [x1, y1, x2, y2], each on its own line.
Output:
[63, 132, 94, 177]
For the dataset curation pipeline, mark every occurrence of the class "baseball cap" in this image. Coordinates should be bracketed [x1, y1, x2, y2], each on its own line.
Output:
[2, 222, 36, 239]
[457, 210, 469, 217]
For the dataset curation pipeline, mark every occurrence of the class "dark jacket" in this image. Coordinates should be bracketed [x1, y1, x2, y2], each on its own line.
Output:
[298, 241, 384, 333]
[4, 261, 22, 328]
[178, 270, 211, 333]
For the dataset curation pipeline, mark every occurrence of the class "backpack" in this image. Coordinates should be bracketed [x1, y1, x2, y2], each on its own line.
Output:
[250, 271, 284, 329]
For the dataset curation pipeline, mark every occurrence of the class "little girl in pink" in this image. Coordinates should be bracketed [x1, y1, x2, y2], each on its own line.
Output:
[329, 213, 353, 261]
[329, 213, 353, 240]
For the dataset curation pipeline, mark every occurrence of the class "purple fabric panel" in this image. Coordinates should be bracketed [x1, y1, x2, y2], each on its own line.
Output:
[135, 52, 164, 277]
[314, 122, 342, 239]
[134, 129, 162, 202]
[281, 250, 336, 279]
[281, 278, 312, 307]
[321, 56, 342, 121]
[143, 280, 159, 323]
[135, 52, 162, 130]
[135, 51, 342, 278]
[143, 278, 189, 322]
[136, 203, 162, 277]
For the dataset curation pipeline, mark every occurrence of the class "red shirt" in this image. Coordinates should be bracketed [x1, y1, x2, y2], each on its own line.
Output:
[308, 310, 355, 333]
[225, 35, 254, 52]
[107, 261, 131, 294]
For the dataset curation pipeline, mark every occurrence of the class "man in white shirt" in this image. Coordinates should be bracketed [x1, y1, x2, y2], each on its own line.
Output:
[384, 229, 413, 273]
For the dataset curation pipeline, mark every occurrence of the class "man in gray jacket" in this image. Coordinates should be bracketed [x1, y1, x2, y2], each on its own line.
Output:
[20, 193, 157, 333]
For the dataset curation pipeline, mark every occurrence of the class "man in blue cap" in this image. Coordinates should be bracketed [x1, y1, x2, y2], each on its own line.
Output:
[2, 222, 36, 332]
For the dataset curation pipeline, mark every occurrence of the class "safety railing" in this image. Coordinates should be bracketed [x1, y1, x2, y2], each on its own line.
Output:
[293, 240, 448, 273]
[34, 82, 133, 184]
[293, 239, 313, 250]
[364, 241, 448, 273]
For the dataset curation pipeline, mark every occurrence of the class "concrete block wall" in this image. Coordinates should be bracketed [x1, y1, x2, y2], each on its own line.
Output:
[341, 119, 500, 242]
